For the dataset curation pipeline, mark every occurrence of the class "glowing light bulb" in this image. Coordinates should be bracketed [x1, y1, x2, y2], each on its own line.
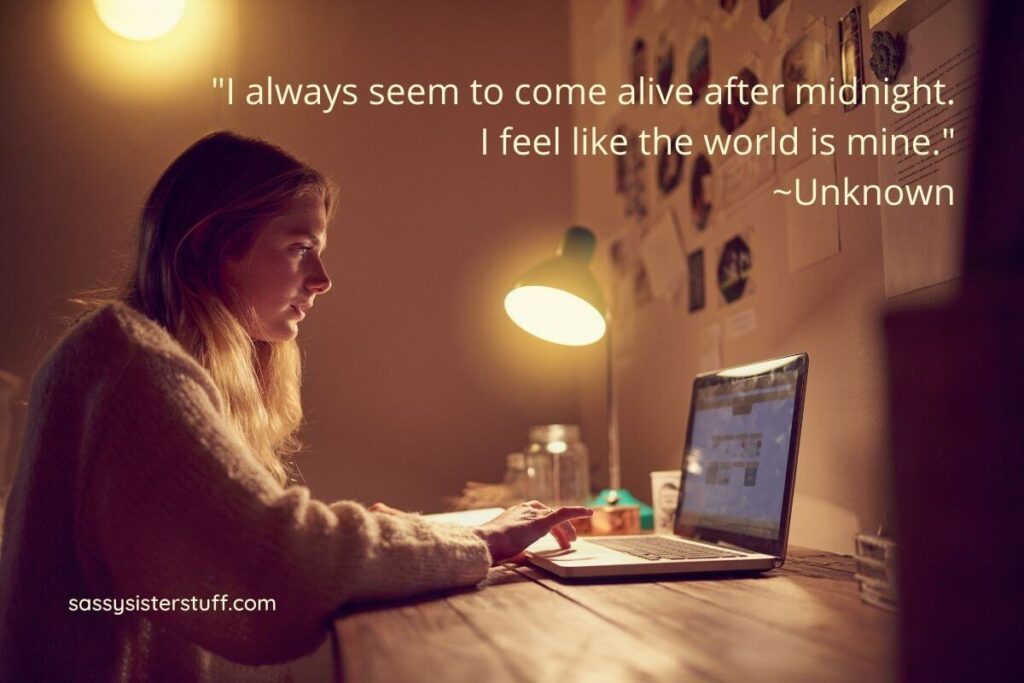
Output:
[93, 0, 187, 41]
[504, 286, 606, 346]
[547, 440, 568, 454]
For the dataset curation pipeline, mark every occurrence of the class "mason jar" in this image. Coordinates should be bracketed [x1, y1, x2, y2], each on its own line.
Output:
[526, 424, 590, 507]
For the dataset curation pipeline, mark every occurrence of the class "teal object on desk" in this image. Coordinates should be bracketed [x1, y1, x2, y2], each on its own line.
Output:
[590, 489, 654, 530]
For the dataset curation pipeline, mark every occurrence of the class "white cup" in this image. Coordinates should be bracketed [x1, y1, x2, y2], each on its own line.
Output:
[650, 470, 682, 535]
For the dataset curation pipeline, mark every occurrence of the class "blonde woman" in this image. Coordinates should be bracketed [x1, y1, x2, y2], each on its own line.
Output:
[0, 131, 592, 682]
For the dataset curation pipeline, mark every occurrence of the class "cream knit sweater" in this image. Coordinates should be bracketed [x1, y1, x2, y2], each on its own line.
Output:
[0, 302, 492, 682]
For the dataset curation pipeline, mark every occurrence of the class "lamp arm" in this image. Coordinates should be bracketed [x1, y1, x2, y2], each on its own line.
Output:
[606, 322, 621, 500]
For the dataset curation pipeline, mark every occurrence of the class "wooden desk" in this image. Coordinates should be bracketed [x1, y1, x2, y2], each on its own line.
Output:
[332, 548, 896, 682]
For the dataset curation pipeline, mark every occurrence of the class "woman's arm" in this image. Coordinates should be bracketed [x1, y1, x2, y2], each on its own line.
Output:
[75, 350, 491, 665]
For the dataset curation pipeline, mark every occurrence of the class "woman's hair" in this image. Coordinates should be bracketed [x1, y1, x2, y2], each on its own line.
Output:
[83, 131, 335, 485]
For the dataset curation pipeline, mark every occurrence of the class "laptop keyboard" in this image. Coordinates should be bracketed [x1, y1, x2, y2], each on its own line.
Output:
[590, 537, 746, 561]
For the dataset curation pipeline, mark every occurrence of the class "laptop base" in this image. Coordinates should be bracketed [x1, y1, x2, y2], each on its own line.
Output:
[527, 535, 778, 579]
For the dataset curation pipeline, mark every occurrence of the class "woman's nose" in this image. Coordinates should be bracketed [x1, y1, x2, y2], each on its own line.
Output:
[306, 259, 332, 294]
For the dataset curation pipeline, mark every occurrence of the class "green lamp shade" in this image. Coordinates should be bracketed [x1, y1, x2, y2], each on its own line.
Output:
[504, 227, 608, 346]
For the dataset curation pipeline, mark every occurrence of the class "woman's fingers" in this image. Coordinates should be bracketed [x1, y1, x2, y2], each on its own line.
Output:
[537, 507, 590, 548]
[525, 503, 591, 521]
[547, 506, 593, 525]
[473, 503, 594, 562]
[547, 522, 571, 549]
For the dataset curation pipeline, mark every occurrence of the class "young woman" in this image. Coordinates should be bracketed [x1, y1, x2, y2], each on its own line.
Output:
[0, 131, 592, 682]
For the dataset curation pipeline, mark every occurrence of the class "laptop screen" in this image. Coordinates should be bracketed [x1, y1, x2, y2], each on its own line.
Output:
[674, 354, 807, 557]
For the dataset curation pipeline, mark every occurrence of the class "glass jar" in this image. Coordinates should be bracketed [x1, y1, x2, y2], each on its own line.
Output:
[526, 424, 590, 506]
[502, 452, 528, 502]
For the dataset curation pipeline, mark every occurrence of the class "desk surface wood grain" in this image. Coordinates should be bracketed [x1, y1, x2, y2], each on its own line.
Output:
[332, 548, 896, 683]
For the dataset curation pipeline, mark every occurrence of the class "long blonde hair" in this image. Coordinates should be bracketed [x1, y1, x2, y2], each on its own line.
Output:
[89, 131, 335, 485]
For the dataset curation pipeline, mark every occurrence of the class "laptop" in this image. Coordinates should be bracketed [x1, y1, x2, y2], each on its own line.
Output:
[526, 353, 808, 579]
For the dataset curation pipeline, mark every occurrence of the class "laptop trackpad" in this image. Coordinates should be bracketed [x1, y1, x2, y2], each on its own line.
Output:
[532, 548, 601, 562]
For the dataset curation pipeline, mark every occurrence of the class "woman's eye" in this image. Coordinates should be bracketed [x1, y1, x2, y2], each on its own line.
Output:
[291, 244, 313, 256]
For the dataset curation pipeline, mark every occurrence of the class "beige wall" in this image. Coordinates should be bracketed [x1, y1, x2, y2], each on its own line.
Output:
[0, 0, 580, 511]
[0, 1, 972, 555]
[569, 0, 967, 553]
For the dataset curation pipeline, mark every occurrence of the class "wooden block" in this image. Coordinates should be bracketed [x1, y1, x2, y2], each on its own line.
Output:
[585, 504, 641, 535]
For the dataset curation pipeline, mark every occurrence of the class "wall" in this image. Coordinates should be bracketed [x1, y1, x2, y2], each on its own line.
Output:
[0, 0, 975, 556]
[569, 0, 967, 553]
[0, 0, 579, 512]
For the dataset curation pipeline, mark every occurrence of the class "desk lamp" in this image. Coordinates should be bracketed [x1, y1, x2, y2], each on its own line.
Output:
[505, 226, 652, 525]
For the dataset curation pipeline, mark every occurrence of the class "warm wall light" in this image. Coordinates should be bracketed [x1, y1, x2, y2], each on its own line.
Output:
[504, 227, 607, 346]
[504, 287, 606, 346]
[58, 0, 231, 100]
[93, 0, 186, 41]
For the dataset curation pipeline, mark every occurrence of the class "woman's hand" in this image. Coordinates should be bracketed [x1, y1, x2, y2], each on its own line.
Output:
[472, 501, 593, 565]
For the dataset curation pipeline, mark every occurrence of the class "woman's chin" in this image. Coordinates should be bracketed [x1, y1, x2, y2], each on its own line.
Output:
[276, 322, 300, 342]
[251, 321, 299, 343]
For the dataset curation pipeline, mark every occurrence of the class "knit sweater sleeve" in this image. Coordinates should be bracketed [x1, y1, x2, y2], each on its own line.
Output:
[76, 346, 491, 665]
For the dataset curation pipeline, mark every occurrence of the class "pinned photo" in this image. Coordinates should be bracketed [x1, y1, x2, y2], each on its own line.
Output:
[657, 131, 685, 196]
[839, 6, 864, 112]
[717, 236, 752, 304]
[759, 0, 786, 20]
[782, 34, 828, 115]
[655, 30, 676, 98]
[631, 37, 648, 84]
[617, 128, 648, 221]
[626, 0, 645, 27]
[691, 154, 713, 230]
[688, 249, 706, 312]
[610, 235, 630, 279]
[633, 259, 654, 307]
[687, 36, 710, 102]
[719, 68, 758, 133]
[613, 124, 629, 194]
[607, 229, 638, 323]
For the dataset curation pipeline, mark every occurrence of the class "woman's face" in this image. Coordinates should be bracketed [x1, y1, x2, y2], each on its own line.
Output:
[222, 193, 332, 342]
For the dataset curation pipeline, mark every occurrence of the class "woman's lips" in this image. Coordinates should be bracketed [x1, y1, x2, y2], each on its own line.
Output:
[290, 304, 306, 320]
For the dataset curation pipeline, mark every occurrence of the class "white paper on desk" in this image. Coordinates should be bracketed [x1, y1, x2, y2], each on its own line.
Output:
[784, 154, 840, 272]
[638, 211, 686, 299]
[876, 0, 979, 297]
[423, 508, 504, 527]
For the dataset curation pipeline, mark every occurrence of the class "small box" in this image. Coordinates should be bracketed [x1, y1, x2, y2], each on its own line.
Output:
[854, 533, 899, 610]
[588, 505, 641, 535]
